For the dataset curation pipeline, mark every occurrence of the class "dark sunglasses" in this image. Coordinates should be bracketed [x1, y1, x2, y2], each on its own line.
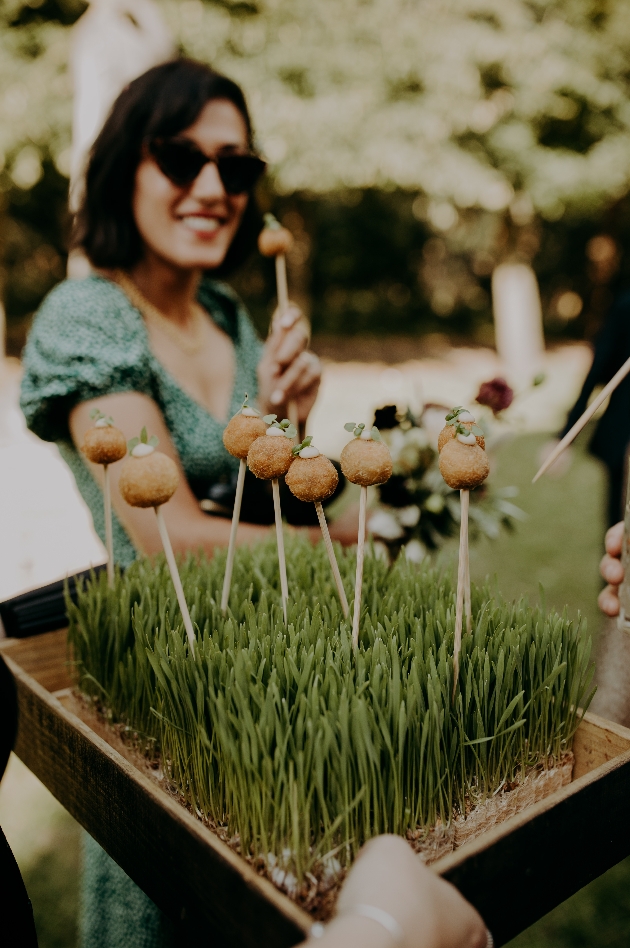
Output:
[148, 138, 266, 194]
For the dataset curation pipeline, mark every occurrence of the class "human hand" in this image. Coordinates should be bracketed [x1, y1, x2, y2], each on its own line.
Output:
[599, 521, 625, 617]
[305, 835, 488, 948]
[257, 303, 320, 423]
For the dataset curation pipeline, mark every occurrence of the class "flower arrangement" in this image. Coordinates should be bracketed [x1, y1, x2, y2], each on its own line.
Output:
[67, 534, 593, 906]
[369, 394, 524, 560]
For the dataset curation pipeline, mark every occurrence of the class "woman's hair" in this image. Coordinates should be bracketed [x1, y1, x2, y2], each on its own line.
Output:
[74, 59, 262, 274]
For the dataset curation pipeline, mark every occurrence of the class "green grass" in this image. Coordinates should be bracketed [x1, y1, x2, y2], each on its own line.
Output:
[469, 429, 607, 644]
[68, 534, 593, 891]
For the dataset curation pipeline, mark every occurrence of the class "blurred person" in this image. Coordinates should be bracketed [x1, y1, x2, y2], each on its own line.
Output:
[18, 57, 353, 948]
[557, 290, 630, 526]
[590, 520, 630, 728]
[0, 656, 38, 946]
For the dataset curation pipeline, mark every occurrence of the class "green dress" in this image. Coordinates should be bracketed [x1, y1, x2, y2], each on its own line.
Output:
[20, 273, 264, 948]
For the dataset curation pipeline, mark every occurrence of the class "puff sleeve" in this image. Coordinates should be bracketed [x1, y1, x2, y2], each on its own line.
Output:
[20, 277, 154, 443]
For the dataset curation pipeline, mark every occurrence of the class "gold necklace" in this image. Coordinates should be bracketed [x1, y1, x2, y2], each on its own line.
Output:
[113, 270, 206, 355]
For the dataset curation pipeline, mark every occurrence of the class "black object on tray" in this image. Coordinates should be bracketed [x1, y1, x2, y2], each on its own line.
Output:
[0, 566, 106, 640]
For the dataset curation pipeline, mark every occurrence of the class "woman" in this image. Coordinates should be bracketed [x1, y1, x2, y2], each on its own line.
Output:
[21, 59, 336, 573]
[19, 58, 338, 948]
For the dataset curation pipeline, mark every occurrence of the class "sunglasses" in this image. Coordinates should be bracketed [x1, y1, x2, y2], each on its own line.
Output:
[148, 138, 266, 194]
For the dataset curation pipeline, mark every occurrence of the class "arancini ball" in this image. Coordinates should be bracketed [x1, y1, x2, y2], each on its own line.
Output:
[82, 424, 127, 465]
[340, 438, 393, 487]
[119, 448, 180, 508]
[247, 431, 294, 480]
[223, 411, 268, 460]
[286, 452, 339, 503]
[438, 439, 489, 490]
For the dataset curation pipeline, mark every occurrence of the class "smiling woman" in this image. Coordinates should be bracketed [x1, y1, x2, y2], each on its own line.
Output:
[17, 58, 335, 948]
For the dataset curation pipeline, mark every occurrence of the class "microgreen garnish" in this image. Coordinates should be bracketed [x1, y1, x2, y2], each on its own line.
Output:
[263, 212, 281, 230]
[344, 422, 381, 440]
[240, 393, 259, 414]
[90, 408, 114, 426]
[454, 422, 484, 437]
[533, 372, 546, 387]
[264, 416, 297, 439]
[293, 435, 313, 456]
[127, 426, 159, 453]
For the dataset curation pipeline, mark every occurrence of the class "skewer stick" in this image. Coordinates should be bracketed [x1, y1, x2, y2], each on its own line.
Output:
[464, 536, 472, 635]
[272, 478, 289, 624]
[533, 353, 630, 482]
[102, 464, 114, 589]
[221, 459, 246, 615]
[154, 506, 195, 655]
[275, 255, 300, 437]
[453, 489, 469, 693]
[315, 501, 349, 617]
[275, 254, 289, 314]
[352, 485, 368, 650]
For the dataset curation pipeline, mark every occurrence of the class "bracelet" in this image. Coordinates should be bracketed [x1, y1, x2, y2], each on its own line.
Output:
[310, 903, 404, 944]
[311, 911, 493, 948]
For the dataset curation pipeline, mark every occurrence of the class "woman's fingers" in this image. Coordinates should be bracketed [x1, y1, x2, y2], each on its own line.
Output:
[270, 351, 321, 407]
[600, 552, 624, 586]
[605, 521, 624, 557]
[599, 585, 621, 617]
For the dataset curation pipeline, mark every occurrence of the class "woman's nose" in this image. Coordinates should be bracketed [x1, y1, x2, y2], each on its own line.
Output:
[190, 160, 226, 200]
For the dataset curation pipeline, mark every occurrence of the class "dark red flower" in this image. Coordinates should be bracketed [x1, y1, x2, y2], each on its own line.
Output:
[476, 377, 514, 414]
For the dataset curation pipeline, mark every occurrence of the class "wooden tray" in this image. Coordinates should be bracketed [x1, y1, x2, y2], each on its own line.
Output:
[3, 628, 630, 947]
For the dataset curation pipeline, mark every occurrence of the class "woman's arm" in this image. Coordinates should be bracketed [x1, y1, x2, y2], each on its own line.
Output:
[70, 391, 272, 556]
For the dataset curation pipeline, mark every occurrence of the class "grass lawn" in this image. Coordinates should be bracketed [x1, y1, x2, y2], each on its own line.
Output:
[3, 429, 629, 947]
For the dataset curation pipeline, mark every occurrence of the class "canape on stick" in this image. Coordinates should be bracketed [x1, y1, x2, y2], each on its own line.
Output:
[119, 428, 195, 654]
[81, 408, 127, 588]
[340, 423, 393, 649]
[438, 410, 489, 690]
[220, 395, 268, 614]
[258, 213, 300, 436]
[286, 436, 348, 616]
[247, 416, 297, 623]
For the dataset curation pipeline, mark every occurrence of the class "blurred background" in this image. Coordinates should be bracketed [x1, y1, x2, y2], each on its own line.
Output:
[2, 0, 630, 945]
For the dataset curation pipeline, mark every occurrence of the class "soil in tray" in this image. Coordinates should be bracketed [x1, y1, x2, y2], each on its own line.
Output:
[59, 689, 575, 920]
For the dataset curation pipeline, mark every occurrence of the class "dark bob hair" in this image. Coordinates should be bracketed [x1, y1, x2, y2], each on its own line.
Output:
[74, 59, 262, 275]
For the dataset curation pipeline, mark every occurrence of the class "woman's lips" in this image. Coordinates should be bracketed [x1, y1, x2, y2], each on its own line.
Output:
[180, 215, 222, 235]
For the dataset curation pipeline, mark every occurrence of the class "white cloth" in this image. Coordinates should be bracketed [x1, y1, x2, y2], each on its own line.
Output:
[69, 0, 174, 210]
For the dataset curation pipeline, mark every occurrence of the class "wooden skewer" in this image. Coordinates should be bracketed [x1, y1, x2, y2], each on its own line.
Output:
[315, 501, 349, 617]
[275, 254, 289, 314]
[221, 459, 246, 615]
[533, 353, 630, 482]
[272, 478, 289, 624]
[453, 488, 469, 693]
[464, 533, 472, 635]
[102, 464, 114, 589]
[154, 506, 196, 655]
[352, 485, 368, 650]
[274, 253, 300, 438]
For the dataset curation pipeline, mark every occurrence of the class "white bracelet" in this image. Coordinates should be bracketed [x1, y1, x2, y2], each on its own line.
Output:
[310, 904, 404, 944]
[310, 911, 493, 948]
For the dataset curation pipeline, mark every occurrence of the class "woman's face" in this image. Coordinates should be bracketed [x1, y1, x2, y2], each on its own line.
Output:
[133, 99, 250, 271]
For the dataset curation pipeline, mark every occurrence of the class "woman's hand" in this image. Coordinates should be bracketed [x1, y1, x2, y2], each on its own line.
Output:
[304, 835, 488, 948]
[257, 304, 321, 423]
[599, 521, 625, 617]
